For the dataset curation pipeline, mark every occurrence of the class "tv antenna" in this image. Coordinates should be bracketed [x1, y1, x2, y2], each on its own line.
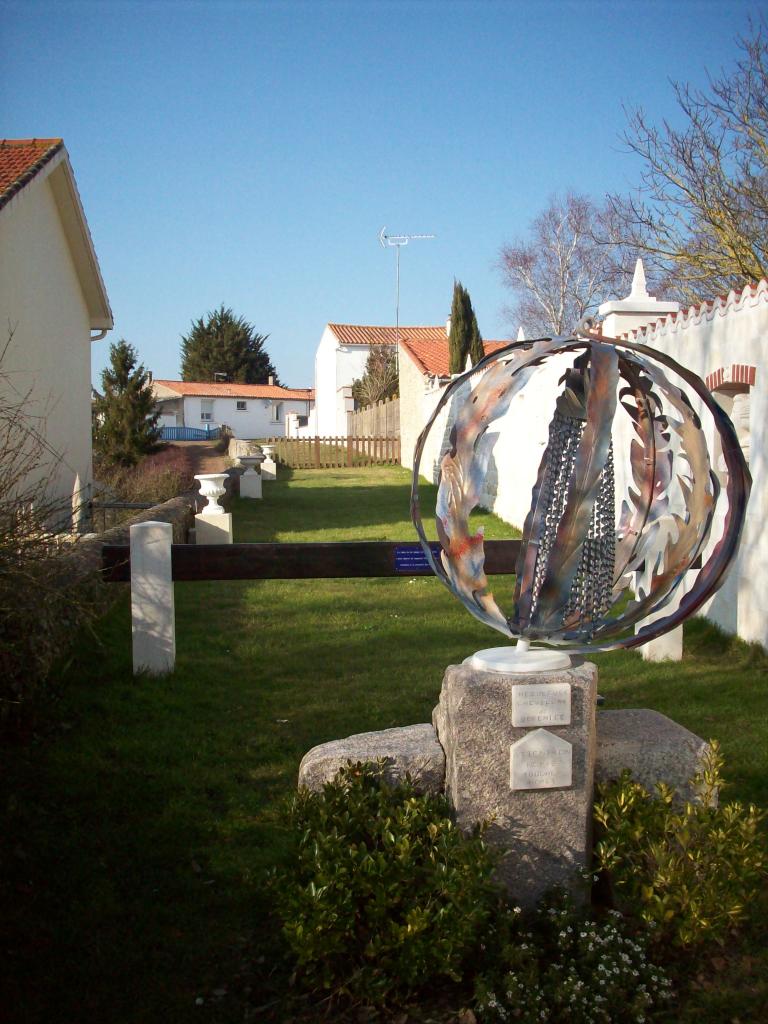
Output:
[379, 227, 435, 348]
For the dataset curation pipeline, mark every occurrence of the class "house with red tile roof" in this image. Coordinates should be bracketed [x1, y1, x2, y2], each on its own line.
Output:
[0, 138, 113, 526]
[314, 320, 509, 438]
[397, 327, 509, 469]
[152, 378, 314, 438]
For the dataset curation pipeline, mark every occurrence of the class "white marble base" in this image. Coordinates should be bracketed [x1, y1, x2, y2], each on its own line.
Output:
[261, 458, 277, 481]
[466, 645, 572, 674]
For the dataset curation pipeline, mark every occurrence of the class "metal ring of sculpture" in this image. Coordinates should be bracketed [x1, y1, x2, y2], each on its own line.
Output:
[411, 335, 751, 653]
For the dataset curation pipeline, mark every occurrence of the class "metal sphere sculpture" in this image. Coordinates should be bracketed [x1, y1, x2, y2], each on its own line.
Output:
[411, 335, 751, 654]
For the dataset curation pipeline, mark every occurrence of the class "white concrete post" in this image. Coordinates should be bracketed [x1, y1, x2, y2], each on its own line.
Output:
[130, 521, 175, 675]
[638, 588, 684, 662]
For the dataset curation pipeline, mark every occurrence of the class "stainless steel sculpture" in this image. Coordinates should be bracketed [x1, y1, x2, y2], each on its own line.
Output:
[411, 335, 751, 654]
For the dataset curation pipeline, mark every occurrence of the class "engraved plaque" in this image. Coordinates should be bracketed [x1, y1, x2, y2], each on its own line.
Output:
[510, 728, 572, 790]
[512, 682, 571, 727]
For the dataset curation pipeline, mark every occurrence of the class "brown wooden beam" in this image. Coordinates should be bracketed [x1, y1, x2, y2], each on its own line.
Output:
[101, 539, 523, 583]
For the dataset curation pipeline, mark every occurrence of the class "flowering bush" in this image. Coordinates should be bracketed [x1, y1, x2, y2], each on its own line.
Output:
[474, 893, 673, 1024]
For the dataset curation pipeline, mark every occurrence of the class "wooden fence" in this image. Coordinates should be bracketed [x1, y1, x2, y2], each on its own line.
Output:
[264, 436, 400, 469]
[346, 396, 400, 438]
[102, 539, 521, 581]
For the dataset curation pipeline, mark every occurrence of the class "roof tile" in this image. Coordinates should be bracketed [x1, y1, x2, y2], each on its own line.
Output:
[400, 336, 509, 377]
[154, 380, 314, 400]
[0, 138, 63, 208]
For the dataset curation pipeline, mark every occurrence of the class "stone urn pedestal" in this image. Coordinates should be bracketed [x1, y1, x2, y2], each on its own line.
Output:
[239, 456, 263, 499]
[193, 473, 233, 544]
[260, 445, 277, 481]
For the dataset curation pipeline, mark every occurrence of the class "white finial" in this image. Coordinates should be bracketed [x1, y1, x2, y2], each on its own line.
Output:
[517, 326, 526, 341]
[629, 258, 649, 299]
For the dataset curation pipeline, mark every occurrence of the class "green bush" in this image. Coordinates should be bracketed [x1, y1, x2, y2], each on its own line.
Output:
[593, 742, 767, 947]
[474, 892, 672, 1024]
[271, 760, 498, 1007]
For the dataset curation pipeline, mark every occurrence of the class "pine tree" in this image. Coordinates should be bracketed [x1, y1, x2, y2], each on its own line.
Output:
[93, 340, 161, 467]
[180, 305, 279, 384]
[448, 282, 484, 373]
[351, 345, 398, 407]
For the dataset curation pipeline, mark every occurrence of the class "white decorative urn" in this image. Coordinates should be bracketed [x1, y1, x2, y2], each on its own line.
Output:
[194, 473, 228, 515]
[260, 444, 275, 458]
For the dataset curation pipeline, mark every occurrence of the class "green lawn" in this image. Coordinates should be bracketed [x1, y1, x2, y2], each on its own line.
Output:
[1, 465, 766, 1023]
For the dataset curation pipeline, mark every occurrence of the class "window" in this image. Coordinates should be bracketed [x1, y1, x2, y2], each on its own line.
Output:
[201, 399, 214, 422]
[271, 402, 283, 422]
[236, 400, 247, 411]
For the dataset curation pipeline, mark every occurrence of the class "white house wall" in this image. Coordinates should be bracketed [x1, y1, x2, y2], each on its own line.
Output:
[314, 326, 374, 436]
[0, 166, 96, 521]
[314, 326, 340, 436]
[180, 395, 311, 438]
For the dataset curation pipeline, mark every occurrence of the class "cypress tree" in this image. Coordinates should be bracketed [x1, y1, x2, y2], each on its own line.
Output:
[180, 305, 279, 384]
[93, 339, 161, 466]
[448, 282, 484, 373]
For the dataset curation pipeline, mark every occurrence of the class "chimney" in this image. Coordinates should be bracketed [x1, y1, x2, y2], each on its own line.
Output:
[268, 375, 274, 386]
[446, 315, 452, 338]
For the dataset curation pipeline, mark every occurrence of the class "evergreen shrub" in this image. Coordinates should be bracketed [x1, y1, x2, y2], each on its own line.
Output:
[271, 761, 498, 1007]
[593, 742, 767, 947]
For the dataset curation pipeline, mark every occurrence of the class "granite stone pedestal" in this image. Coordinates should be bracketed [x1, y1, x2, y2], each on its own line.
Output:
[433, 660, 597, 906]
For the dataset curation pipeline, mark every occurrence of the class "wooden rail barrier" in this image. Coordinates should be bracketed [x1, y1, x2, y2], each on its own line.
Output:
[102, 539, 522, 582]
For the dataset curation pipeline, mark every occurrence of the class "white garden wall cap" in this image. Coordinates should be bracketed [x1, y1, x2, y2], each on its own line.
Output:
[598, 258, 680, 318]
[611, 277, 768, 345]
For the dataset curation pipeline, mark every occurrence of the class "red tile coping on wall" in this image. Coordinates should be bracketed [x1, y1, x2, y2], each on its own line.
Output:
[705, 364, 757, 391]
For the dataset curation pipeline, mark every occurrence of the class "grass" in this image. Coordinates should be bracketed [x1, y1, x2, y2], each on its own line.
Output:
[1, 465, 766, 1023]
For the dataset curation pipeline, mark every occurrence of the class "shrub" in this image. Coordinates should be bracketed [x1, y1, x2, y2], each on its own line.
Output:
[95, 447, 196, 506]
[593, 742, 767, 948]
[474, 892, 673, 1024]
[1, 335, 101, 726]
[271, 761, 498, 1007]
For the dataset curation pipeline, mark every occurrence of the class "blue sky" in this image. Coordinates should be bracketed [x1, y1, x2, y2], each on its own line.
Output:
[1, 0, 757, 388]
